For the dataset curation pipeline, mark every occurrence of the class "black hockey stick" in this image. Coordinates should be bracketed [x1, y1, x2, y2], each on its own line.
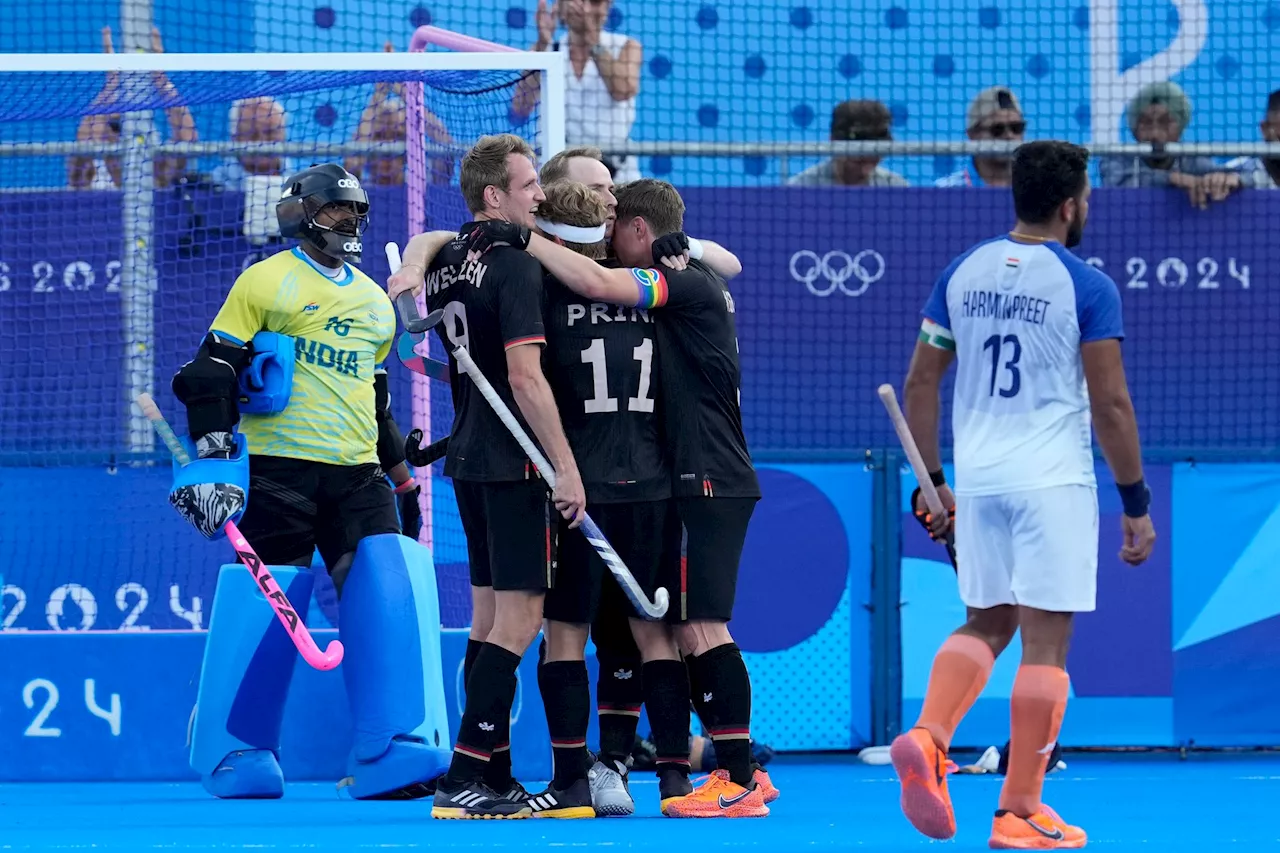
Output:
[386, 243, 448, 382]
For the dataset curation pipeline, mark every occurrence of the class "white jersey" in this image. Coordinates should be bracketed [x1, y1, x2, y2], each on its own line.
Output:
[921, 236, 1124, 497]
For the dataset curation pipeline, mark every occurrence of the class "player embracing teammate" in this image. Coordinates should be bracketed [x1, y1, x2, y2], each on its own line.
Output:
[390, 135, 777, 819]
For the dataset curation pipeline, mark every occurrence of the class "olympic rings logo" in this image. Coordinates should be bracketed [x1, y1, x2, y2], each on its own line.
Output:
[789, 250, 886, 297]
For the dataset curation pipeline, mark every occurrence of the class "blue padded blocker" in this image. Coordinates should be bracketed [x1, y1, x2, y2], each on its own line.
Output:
[238, 331, 295, 415]
[339, 533, 451, 798]
[169, 432, 250, 540]
[190, 563, 315, 797]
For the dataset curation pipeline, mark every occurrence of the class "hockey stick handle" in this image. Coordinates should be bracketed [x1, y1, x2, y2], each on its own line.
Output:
[877, 384, 945, 517]
[387, 241, 442, 334]
[451, 345, 669, 620]
[135, 393, 344, 671]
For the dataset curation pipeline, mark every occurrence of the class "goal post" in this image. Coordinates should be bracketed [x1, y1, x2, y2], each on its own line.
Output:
[0, 48, 566, 631]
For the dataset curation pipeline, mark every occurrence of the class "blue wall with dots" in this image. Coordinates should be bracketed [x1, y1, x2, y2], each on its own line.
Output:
[2, 0, 1276, 186]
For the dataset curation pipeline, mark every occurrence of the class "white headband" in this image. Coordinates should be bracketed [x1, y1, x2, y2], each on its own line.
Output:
[535, 216, 607, 244]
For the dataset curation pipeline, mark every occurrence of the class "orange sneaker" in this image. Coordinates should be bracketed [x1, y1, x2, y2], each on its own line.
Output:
[752, 767, 779, 803]
[989, 805, 1087, 849]
[889, 727, 956, 840]
[661, 770, 769, 818]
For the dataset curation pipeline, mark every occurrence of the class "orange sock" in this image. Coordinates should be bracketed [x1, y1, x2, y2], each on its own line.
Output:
[915, 633, 996, 752]
[998, 665, 1070, 816]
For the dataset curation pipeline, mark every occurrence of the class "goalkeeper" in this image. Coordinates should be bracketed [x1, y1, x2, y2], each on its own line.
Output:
[169, 163, 450, 801]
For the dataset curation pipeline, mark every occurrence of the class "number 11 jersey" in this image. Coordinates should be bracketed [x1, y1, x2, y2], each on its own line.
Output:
[542, 269, 670, 504]
[922, 236, 1124, 497]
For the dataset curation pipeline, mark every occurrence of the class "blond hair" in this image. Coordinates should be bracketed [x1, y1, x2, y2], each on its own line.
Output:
[537, 180, 609, 260]
[539, 145, 605, 185]
[614, 178, 685, 238]
[460, 133, 535, 214]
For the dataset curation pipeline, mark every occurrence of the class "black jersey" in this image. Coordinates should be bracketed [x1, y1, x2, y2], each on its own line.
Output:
[542, 270, 670, 504]
[423, 225, 546, 482]
[650, 260, 760, 499]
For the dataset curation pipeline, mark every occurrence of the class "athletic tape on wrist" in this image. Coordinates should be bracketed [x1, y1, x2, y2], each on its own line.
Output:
[1116, 479, 1150, 517]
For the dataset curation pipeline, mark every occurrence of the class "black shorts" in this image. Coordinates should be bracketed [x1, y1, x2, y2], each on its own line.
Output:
[544, 500, 669, 625]
[236, 455, 401, 571]
[454, 478, 555, 592]
[660, 496, 758, 623]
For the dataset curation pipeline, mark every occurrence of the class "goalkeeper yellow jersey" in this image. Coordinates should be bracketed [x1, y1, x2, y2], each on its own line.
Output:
[209, 247, 395, 466]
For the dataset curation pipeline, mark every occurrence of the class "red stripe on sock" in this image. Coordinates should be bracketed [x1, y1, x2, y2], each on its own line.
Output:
[454, 745, 491, 762]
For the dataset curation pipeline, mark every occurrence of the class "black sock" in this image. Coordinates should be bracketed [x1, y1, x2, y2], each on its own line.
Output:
[596, 651, 644, 764]
[445, 642, 521, 787]
[467, 639, 515, 789]
[687, 643, 753, 787]
[464, 638, 483, 693]
[539, 660, 590, 787]
[643, 659, 691, 777]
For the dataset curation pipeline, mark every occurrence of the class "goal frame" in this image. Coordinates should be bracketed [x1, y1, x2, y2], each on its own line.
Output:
[0, 50, 566, 464]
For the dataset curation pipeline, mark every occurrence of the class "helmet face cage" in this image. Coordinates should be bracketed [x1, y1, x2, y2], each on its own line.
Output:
[275, 165, 371, 263]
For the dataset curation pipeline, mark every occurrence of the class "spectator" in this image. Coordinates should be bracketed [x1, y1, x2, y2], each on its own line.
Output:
[788, 99, 908, 187]
[1100, 81, 1240, 209]
[936, 86, 1024, 187]
[345, 43, 456, 186]
[209, 96, 288, 191]
[513, 0, 643, 183]
[68, 26, 197, 190]
[1223, 89, 1280, 190]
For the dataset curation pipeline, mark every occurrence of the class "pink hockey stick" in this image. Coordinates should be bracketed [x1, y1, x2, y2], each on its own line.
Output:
[136, 393, 344, 671]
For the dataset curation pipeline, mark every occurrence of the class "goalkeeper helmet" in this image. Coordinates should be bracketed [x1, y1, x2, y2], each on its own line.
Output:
[276, 163, 370, 263]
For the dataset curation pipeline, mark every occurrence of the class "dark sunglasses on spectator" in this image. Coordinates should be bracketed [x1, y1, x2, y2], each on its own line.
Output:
[984, 121, 1026, 137]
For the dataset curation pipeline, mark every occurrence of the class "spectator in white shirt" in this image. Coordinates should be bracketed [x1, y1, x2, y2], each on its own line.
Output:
[513, 0, 643, 183]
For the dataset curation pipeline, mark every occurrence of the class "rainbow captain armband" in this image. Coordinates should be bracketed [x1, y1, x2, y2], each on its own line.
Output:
[237, 332, 295, 415]
[631, 267, 669, 309]
[919, 319, 956, 351]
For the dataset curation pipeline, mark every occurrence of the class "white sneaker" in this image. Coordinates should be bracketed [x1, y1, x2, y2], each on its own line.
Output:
[587, 758, 634, 817]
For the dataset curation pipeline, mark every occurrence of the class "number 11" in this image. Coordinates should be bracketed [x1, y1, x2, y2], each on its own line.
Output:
[581, 338, 655, 414]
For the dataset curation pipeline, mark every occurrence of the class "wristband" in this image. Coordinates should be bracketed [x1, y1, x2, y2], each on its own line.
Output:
[393, 479, 418, 495]
[686, 237, 705, 261]
[1116, 479, 1149, 518]
[928, 469, 947, 487]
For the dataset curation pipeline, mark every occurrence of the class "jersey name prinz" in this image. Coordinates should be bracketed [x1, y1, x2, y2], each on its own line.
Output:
[294, 335, 361, 377]
[425, 260, 489, 295]
[566, 303, 653, 326]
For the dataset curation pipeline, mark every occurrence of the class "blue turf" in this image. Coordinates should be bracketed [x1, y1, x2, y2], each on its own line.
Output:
[2, 755, 1277, 850]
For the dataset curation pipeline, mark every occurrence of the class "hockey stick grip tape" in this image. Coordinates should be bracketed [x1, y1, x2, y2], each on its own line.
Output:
[878, 383, 945, 517]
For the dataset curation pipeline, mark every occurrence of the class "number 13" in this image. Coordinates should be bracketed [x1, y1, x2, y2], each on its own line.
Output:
[982, 333, 1021, 398]
[581, 338, 655, 413]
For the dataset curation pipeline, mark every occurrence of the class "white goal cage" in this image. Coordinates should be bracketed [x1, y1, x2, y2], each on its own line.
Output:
[0, 47, 565, 450]
[0, 48, 564, 622]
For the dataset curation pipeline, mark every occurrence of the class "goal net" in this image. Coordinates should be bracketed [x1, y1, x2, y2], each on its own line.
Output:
[0, 48, 566, 633]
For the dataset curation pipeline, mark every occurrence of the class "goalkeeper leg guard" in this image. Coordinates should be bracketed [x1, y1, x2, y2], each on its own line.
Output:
[190, 564, 315, 799]
[337, 533, 451, 799]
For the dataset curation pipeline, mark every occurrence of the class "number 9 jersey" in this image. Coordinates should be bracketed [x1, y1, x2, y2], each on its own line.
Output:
[542, 268, 670, 503]
[921, 236, 1124, 497]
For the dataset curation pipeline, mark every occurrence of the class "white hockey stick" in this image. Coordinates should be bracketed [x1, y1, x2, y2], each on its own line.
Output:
[878, 383, 944, 516]
[452, 345, 670, 620]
